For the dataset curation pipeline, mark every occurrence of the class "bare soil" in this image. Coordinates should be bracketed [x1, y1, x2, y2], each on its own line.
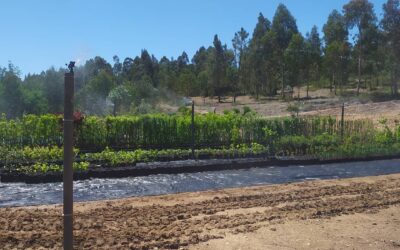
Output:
[1, 174, 400, 249]
[192, 206, 400, 250]
[192, 88, 400, 126]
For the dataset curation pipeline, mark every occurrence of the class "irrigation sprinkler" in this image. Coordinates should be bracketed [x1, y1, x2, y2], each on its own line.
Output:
[63, 61, 75, 250]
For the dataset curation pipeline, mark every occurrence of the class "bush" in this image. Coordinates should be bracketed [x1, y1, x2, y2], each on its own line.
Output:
[0, 113, 375, 151]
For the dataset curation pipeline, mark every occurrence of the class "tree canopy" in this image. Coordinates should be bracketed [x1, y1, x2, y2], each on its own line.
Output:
[0, 1, 399, 118]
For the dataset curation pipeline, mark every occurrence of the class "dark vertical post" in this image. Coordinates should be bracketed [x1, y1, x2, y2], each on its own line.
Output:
[341, 103, 345, 139]
[191, 101, 195, 159]
[281, 62, 285, 97]
[63, 63, 75, 250]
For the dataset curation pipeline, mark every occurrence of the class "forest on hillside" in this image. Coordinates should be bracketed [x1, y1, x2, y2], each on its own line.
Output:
[0, 0, 399, 118]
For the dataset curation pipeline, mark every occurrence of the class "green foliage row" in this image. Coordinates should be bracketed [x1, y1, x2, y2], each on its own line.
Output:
[4, 121, 400, 174]
[0, 146, 79, 165]
[9, 143, 267, 174]
[275, 122, 400, 159]
[14, 162, 90, 174]
[0, 113, 373, 150]
[276, 133, 340, 156]
[81, 143, 268, 165]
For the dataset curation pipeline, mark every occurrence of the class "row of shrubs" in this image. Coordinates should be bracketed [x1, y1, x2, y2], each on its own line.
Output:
[2, 143, 269, 174]
[0, 113, 373, 150]
[4, 123, 400, 174]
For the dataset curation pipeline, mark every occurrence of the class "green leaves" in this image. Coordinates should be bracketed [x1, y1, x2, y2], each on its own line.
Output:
[17, 161, 89, 174]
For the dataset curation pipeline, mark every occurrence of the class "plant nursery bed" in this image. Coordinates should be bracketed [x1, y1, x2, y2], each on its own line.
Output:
[1, 154, 400, 184]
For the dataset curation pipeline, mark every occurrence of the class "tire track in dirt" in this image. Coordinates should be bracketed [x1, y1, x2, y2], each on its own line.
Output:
[1, 175, 400, 249]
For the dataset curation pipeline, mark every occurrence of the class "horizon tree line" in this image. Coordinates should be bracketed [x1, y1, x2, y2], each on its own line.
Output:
[0, 0, 399, 118]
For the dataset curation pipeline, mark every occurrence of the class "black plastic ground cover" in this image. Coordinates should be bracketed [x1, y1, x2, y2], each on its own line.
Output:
[1, 154, 400, 184]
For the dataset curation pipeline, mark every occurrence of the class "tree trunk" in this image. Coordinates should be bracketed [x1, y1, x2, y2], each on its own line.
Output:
[281, 64, 285, 97]
[297, 87, 300, 101]
[113, 101, 118, 116]
[393, 68, 399, 97]
[306, 81, 309, 99]
[333, 73, 336, 95]
[218, 96, 221, 103]
[256, 86, 259, 100]
[357, 56, 361, 95]
[357, 27, 362, 96]
[391, 71, 394, 95]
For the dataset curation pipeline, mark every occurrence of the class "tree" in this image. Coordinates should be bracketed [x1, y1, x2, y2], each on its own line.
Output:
[82, 56, 113, 82]
[306, 26, 323, 97]
[177, 68, 196, 96]
[209, 35, 228, 102]
[192, 47, 209, 74]
[0, 63, 24, 117]
[271, 4, 299, 50]
[43, 67, 64, 113]
[224, 48, 237, 101]
[343, 0, 377, 95]
[324, 41, 351, 94]
[197, 70, 210, 102]
[112, 55, 122, 76]
[381, 0, 400, 96]
[21, 87, 48, 115]
[360, 25, 381, 90]
[122, 57, 134, 77]
[260, 30, 281, 96]
[131, 75, 157, 106]
[177, 52, 189, 70]
[323, 10, 349, 45]
[271, 4, 299, 96]
[140, 50, 157, 85]
[77, 69, 115, 115]
[248, 13, 271, 98]
[108, 84, 132, 115]
[232, 27, 249, 101]
[87, 69, 115, 98]
[158, 56, 176, 90]
[284, 34, 307, 96]
[323, 10, 351, 93]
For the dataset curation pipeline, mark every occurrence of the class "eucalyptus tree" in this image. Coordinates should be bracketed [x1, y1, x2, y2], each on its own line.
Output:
[248, 13, 271, 99]
[271, 4, 299, 96]
[260, 30, 281, 96]
[324, 41, 351, 94]
[323, 10, 351, 93]
[381, 0, 400, 95]
[0, 63, 24, 117]
[192, 46, 213, 98]
[306, 26, 323, 97]
[77, 69, 116, 115]
[209, 35, 228, 102]
[284, 34, 308, 97]
[343, 0, 377, 95]
[108, 84, 132, 115]
[232, 27, 249, 99]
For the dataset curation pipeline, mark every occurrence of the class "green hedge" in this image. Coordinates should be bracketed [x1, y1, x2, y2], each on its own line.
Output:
[0, 113, 374, 150]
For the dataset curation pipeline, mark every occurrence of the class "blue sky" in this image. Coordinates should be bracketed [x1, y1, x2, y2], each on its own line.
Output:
[1, 0, 386, 75]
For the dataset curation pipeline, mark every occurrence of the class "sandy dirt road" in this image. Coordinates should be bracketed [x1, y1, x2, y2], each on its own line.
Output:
[1, 174, 400, 249]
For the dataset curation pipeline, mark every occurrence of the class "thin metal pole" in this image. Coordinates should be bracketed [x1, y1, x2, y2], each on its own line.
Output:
[191, 101, 195, 159]
[341, 103, 345, 139]
[63, 71, 74, 250]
